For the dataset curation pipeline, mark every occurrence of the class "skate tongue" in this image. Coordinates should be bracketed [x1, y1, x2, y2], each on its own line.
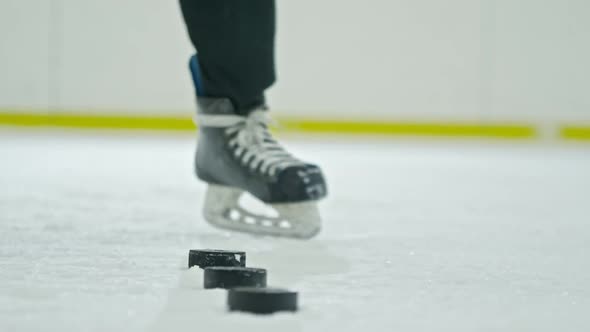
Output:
[196, 109, 261, 125]
[195, 113, 245, 127]
[238, 112, 268, 146]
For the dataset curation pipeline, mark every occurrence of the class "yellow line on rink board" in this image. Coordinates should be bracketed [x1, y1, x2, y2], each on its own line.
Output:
[0, 111, 195, 131]
[560, 125, 590, 141]
[278, 118, 536, 139]
[0, 109, 540, 140]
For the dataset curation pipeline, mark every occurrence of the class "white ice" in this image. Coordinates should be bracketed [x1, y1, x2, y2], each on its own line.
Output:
[0, 129, 589, 332]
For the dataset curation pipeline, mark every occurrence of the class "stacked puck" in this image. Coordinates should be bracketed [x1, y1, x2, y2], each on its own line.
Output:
[188, 249, 298, 314]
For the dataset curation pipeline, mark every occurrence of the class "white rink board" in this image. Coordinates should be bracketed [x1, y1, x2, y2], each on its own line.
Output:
[0, 130, 589, 331]
[0, 0, 589, 122]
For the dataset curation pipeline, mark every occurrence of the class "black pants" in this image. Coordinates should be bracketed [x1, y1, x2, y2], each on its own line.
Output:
[179, 0, 276, 113]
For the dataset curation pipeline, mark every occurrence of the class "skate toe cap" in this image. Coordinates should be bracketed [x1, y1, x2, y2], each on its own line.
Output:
[273, 165, 327, 202]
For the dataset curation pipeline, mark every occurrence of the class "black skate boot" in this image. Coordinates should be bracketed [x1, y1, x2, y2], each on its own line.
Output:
[189, 55, 327, 238]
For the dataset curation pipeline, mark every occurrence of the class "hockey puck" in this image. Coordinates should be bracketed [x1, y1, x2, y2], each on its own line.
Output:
[188, 249, 246, 269]
[203, 267, 267, 289]
[228, 287, 298, 314]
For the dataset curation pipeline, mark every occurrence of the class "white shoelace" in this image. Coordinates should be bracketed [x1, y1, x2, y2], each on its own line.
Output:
[197, 110, 305, 177]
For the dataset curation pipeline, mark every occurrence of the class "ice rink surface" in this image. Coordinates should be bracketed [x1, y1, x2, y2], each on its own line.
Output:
[1, 129, 589, 332]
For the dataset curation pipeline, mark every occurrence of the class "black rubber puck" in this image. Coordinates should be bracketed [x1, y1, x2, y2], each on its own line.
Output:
[188, 249, 246, 269]
[204, 267, 267, 289]
[228, 287, 298, 314]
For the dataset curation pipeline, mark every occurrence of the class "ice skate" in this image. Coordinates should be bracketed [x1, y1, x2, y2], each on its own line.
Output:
[189, 55, 327, 239]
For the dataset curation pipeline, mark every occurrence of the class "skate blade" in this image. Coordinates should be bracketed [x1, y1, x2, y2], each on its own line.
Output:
[202, 184, 321, 239]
